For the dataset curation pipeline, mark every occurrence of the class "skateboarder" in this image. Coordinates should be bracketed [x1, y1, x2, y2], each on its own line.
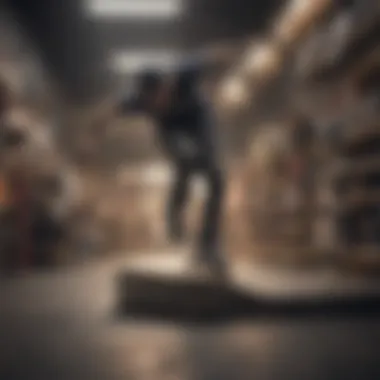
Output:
[118, 60, 226, 275]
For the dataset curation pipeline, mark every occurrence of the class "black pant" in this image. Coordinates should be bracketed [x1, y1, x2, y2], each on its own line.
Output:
[163, 130, 225, 255]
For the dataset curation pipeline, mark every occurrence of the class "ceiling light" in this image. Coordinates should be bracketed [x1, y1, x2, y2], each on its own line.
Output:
[85, 0, 183, 20]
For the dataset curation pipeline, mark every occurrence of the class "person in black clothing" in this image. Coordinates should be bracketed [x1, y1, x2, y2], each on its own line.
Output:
[119, 60, 226, 275]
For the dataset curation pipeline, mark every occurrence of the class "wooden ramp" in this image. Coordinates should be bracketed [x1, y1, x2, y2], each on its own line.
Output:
[117, 252, 380, 320]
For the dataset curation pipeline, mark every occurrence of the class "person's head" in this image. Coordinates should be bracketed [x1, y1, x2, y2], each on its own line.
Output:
[136, 69, 172, 112]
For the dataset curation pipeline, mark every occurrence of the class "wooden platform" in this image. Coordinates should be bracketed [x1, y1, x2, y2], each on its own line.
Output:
[117, 251, 380, 320]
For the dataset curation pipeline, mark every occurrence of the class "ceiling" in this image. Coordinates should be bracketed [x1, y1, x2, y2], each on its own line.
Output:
[85, 0, 284, 75]
[183, 0, 284, 48]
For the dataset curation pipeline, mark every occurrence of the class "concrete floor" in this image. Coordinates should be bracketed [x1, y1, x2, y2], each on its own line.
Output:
[1, 257, 380, 380]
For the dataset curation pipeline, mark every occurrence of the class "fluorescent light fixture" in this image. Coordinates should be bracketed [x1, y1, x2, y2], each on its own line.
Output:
[111, 50, 180, 74]
[86, 0, 183, 19]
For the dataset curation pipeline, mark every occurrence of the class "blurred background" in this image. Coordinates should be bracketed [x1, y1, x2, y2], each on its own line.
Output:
[0, 1, 380, 379]
[1, 0, 379, 271]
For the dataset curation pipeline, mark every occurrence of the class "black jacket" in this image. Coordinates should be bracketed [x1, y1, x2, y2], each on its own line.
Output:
[120, 58, 216, 151]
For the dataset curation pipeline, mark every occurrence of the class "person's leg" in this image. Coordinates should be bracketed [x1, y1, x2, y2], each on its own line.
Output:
[197, 162, 226, 275]
[166, 163, 192, 242]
